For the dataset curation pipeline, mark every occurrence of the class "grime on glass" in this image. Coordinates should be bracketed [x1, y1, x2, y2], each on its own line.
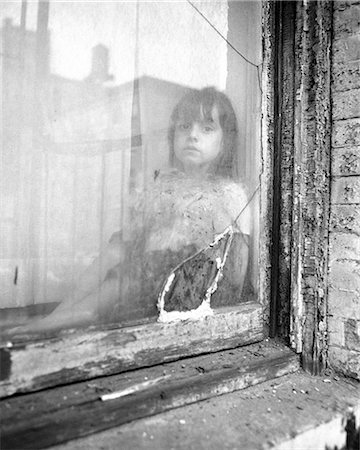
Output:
[0, 1, 262, 335]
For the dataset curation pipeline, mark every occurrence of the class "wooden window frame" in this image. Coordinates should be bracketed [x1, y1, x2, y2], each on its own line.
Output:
[0, 0, 333, 399]
[0, 0, 269, 398]
[1, 341, 300, 449]
[270, 0, 332, 375]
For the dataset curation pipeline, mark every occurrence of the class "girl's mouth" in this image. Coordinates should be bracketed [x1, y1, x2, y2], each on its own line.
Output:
[184, 146, 200, 153]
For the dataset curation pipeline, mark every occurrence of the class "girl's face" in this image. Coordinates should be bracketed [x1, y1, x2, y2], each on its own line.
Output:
[173, 106, 223, 177]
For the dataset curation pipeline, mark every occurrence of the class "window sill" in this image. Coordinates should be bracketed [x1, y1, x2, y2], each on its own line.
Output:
[0, 303, 263, 397]
[49, 370, 360, 450]
[1, 340, 299, 449]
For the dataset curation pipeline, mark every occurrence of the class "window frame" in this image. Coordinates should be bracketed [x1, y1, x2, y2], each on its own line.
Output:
[0, 0, 333, 398]
[268, 0, 332, 375]
[1, 0, 267, 397]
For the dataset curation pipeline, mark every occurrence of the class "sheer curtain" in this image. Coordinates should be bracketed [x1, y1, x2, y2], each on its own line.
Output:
[226, 0, 262, 290]
[0, 0, 262, 329]
[1, 1, 137, 311]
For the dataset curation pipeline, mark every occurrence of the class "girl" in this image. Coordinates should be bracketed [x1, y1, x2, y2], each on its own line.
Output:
[13, 87, 251, 333]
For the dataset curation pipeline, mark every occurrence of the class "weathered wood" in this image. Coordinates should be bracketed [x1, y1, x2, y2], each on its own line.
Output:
[0, 341, 299, 449]
[259, 0, 276, 330]
[289, 0, 305, 355]
[270, 0, 296, 339]
[0, 303, 263, 398]
[0, 340, 285, 425]
[0, 3, 279, 401]
[41, 371, 360, 450]
[290, 1, 332, 373]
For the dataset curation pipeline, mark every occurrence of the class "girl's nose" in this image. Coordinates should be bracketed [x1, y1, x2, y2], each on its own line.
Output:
[189, 123, 200, 140]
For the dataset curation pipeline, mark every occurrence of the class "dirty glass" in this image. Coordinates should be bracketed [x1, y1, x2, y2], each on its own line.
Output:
[0, 1, 262, 335]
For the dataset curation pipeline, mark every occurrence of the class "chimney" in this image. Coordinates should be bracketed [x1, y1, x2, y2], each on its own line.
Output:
[87, 44, 113, 83]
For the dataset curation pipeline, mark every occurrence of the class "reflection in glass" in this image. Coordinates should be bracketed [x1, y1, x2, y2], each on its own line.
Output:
[0, 1, 262, 334]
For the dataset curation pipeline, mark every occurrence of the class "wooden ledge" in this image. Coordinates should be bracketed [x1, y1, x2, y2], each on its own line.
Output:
[0, 303, 262, 397]
[49, 371, 359, 450]
[0, 340, 299, 449]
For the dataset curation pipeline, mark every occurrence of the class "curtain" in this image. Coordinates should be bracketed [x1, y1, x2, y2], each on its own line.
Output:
[0, 1, 262, 328]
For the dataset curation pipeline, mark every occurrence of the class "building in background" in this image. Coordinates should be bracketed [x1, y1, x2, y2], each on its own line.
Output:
[1, 18, 189, 307]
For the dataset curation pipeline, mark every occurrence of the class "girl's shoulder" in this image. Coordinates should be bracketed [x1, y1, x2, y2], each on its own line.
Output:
[214, 177, 249, 202]
[213, 178, 251, 231]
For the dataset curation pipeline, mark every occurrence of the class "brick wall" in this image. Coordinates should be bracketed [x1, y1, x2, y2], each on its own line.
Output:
[328, 1, 360, 379]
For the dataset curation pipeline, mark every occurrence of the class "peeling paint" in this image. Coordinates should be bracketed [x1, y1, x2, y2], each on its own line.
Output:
[277, 0, 333, 373]
[100, 375, 170, 401]
[0, 305, 263, 397]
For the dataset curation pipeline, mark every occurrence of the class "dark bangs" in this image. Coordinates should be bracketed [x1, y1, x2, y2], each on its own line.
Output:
[168, 87, 239, 180]
[173, 90, 218, 125]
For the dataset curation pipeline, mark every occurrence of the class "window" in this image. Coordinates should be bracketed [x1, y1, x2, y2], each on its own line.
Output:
[0, 1, 270, 397]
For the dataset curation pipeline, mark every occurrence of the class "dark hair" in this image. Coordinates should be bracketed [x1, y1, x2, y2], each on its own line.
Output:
[168, 87, 240, 180]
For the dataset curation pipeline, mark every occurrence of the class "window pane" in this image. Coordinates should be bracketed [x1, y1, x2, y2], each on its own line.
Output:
[0, 1, 262, 334]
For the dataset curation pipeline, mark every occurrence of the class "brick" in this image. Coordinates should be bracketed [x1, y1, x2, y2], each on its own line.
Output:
[328, 346, 360, 379]
[331, 176, 360, 204]
[330, 204, 360, 233]
[335, 1, 360, 11]
[328, 316, 345, 347]
[333, 3, 360, 38]
[333, 35, 360, 63]
[332, 61, 360, 92]
[332, 90, 360, 120]
[332, 147, 360, 176]
[344, 318, 360, 350]
[328, 287, 360, 320]
[333, 118, 360, 147]
[329, 260, 360, 291]
[329, 232, 360, 261]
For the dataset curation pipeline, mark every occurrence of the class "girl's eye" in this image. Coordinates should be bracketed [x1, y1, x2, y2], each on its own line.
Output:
[203, 125, 214, 132]
[178, 123, 190, 131]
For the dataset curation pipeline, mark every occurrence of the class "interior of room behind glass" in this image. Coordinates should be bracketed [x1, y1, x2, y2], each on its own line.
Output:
[0, 1, 261, 329]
